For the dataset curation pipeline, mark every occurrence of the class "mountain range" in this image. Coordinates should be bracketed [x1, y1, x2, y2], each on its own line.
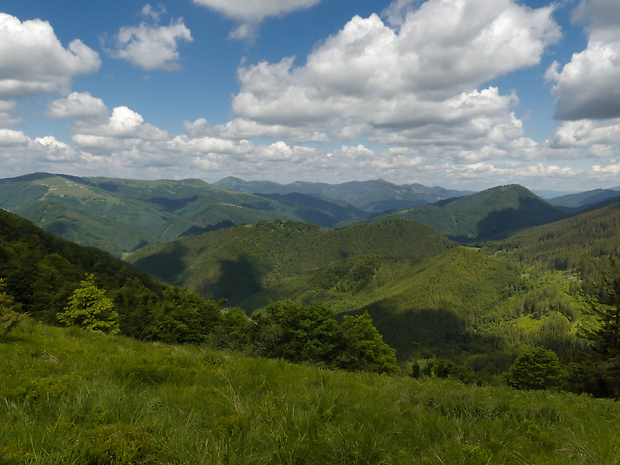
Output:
[3, 171, 620, 368]
[3, 173, 614, 258]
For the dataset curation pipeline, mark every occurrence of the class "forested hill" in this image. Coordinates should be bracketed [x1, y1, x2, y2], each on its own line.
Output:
[0, 173, 369, 256]
[487, 199, 620, 282]
[365, 184, 567, 242]
[0, 207, 162, 322]
[126, 219, 457, 305]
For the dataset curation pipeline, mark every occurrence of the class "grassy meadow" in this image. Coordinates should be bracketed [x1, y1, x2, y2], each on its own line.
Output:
[2, 319, 619, 465]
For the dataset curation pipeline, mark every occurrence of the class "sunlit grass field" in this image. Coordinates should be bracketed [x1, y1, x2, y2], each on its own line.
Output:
[2, 319, 619, 464]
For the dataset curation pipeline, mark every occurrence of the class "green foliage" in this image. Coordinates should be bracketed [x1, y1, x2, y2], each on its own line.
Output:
[0, 278, 25, 340]
[576, 260, 620, 398]
[0, 208, 163, 323]
[143, 286, 221, 344]
[583, 261, 620, 360]
[127, 219, 456, 305]
[2, 321, 620, 464]
[252, 302, 399, 374]
[504, 347, 563, 390]
[57, 274, 120, 334]
[335, 312, 399, 374]
[253, 301, 340, 364]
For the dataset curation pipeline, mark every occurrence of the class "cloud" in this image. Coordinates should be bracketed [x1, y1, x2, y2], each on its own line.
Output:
[192, 0, 322, 39]
[0, 129, 29, 147]
[231, 0, 560, 148]
[47, 92, 109, 120]
[546, 0, 620, 120]
[0, 13, 101, 100]
[105, 5, 193, 71]
[553, 119, 620, 148]
[0, 100, 20, 126]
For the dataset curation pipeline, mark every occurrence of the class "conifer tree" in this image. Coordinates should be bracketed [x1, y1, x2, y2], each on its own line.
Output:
[57, 274, 120, 334]
[579, 260, 620, 397]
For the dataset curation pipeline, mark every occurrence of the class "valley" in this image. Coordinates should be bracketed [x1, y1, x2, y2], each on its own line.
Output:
[1, 173, 620, 462]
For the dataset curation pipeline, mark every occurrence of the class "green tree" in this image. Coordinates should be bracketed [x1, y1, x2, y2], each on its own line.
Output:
[334, 312, 400, 375]
[143, 286, 221, 344]
[583, 261, 620, 360]
[504, 346, 563, 390]
[577, 260, 620, 397]
[252, 301, 339, 364]
[0, 278, 26, 340]
[57, 274, 120, 334]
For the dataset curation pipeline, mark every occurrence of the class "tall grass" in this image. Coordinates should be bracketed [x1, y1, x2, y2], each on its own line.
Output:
[2, 318, 619, 464]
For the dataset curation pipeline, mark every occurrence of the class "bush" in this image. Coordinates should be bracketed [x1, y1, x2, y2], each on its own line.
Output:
[504, 346, 563, 390]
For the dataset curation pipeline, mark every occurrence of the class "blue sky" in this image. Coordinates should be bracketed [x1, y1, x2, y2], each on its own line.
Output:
[1, 0, 620, 192]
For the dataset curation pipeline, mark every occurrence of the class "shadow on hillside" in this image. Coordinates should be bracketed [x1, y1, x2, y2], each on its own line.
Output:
[450, 199, 568, 243]
[131, 242, 189, 284]
[343, 301, 469, 361]
[210, 253, 264, 305]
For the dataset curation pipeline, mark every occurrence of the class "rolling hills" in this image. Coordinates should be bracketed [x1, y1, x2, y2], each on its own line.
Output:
[0, 173, 370, 256]
[125, 218, 564, 364]
[365, 184, 568, 241]
[126, 219, 457, 304]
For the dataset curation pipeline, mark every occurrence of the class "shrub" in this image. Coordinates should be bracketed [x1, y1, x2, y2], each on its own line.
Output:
[504, 346, 563, 390]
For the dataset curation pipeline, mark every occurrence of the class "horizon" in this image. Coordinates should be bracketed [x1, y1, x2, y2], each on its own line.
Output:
[2, 170, 607, 198]
[1, 0, 620, 191]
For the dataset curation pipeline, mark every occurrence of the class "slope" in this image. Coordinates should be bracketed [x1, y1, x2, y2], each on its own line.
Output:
[0, 173, 371, 256]
[237, 247, 522, 360]
[4, 321, 619, 464]
[548, 188, 620, 213]
[367, 184, 567, 242]
[126, 219, 457, 305]
[0, 207, 162, 322]
[487, 199, 620, 281]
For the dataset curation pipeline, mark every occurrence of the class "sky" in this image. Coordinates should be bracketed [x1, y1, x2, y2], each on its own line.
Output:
[1, 0, 620, 192]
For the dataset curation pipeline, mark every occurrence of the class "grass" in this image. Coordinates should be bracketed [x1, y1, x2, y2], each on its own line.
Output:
[2, 319, 620, 464]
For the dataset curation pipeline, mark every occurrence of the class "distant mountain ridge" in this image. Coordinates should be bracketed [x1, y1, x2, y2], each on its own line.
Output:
[547, 188, 620, 213]
[0, 173, 374, 256]
[214, 177, 473, 212]
[365, 184, 568, 241]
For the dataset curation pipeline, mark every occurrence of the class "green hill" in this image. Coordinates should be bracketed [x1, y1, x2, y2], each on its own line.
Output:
[487, 199, 620, 281]
[548, 188, 620, 212]
[126, 218, 585, 366]
[126, 219, 457, 304]
[0, 207, 162, 322]
[0, 174, 370, 256]
[366, 184, 567, 241]
[237, 247, 523, 360]
[2, 320, 619, 464]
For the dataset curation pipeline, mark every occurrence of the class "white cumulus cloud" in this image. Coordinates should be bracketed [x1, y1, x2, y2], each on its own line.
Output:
[231, 0, 559, 151]
[47, 92, 109, 120]
[105, 5, 193, 71]
[546, 0, 620, 120]
[0, 13, 100, 100]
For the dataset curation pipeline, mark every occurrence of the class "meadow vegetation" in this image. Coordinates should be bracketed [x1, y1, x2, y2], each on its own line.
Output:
[2, 320, 619, 465]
